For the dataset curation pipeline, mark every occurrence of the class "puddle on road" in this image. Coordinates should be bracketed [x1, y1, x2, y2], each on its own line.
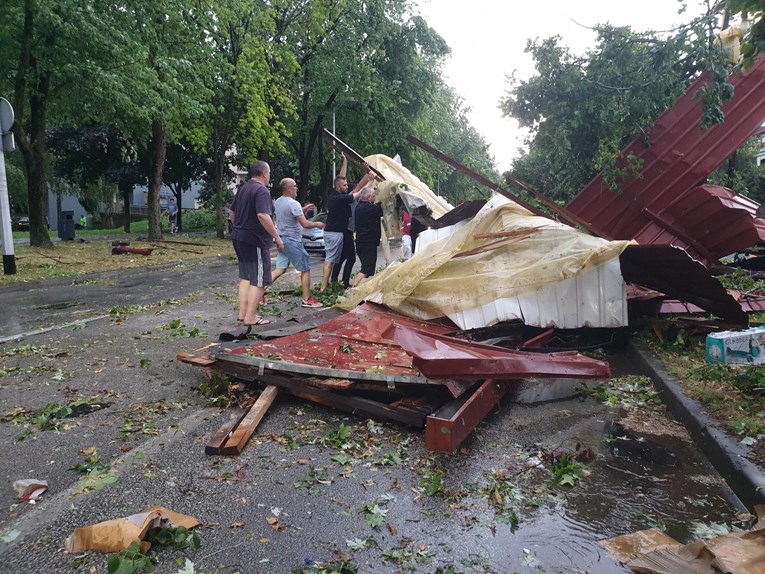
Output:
[428, 412, 742, 573]
[419, 350, 745, 573]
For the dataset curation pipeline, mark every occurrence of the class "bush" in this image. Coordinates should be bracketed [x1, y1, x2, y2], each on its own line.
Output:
[182, 208, 216, 231]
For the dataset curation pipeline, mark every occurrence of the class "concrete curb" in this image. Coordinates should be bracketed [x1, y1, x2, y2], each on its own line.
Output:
[628, 340, 765, 509]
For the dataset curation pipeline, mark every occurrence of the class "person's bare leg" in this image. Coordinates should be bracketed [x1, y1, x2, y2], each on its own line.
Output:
[243, 285, 266, 325]
[237, 279, 250, 321]
[271, 267, 286, 282]
[300, 271, 312, 301]
[352, 272, 367, 288]
[320, 261, 333, 292]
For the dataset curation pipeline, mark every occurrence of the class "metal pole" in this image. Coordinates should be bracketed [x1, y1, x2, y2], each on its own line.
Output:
[0, 148, 16, 275]
[332, 107, 336, 181]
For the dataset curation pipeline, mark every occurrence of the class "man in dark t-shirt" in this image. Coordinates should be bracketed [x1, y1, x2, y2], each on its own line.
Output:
[320, 154, 376, 291]
[352, 186, 384, 287]
[230, 161, 283, 326]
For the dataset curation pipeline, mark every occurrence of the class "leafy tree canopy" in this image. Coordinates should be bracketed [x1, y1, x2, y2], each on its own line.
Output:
[501, 11, 725, 202]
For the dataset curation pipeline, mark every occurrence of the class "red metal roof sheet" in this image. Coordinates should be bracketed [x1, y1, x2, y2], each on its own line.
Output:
[391, 324, 611, 379]
[620, 244, 748, 325]
[566, 56, 765, 263]
[223, 302, 613, 384]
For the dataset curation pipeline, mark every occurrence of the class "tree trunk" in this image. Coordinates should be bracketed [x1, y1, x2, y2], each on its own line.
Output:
[120, 180, 132, 233]
[726, 151, 737, 189]
[147, 118, 165, 240]
[21, 77, 53, 248]
[212, 154, 226, 239]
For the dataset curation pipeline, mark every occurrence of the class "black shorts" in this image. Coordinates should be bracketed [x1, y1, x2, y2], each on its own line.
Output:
[232, 240, 272, 287]
[356, 242, 378, 276]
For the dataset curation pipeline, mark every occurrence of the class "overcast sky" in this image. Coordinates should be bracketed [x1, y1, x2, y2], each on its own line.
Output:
[414, 0, 710, 171]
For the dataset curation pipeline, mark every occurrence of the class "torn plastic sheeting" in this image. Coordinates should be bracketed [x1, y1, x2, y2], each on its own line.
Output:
[391, 324, 611, 379]
[64, 506, 200, 554]
[338, 194, 633, 329]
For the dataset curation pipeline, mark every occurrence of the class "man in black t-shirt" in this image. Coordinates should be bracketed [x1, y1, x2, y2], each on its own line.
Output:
[229, 161, 283, 326]
[352, 186, 384, 288]
[320, 154, 375, 291]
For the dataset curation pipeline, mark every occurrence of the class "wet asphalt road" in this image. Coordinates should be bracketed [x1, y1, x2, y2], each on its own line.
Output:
[0, 254, 746, 573]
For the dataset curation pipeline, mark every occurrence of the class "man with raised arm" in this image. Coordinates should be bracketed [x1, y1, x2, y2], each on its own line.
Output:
[320, 154, 375, 291]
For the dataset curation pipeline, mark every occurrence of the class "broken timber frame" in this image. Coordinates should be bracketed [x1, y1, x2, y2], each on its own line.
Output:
[322, 129, 386, 182]
[405, 134, 610, 238]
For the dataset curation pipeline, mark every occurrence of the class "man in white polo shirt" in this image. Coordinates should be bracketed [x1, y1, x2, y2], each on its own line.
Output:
[271, 177, 325, 308]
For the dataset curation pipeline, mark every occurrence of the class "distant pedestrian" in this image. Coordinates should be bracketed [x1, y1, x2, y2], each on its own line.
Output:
[166, 199, 178, 234]
[271, 177, 325, 308]
[352, 186, 384, 287]
[229, 161, 283, 326]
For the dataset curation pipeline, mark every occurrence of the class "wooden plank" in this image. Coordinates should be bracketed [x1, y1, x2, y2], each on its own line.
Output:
[322, 129, 386, 182]
[216, 364, 428, 428]
[177, 352, 215, 367]
[219, 385, 279, 455]
[205, 407, 249, 455]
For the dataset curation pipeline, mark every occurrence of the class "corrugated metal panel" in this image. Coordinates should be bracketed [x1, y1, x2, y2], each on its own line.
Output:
[619, 244, 747, 325]
[567, 56, 765, 262]
[391, 324, 611, 379]
[224, 302, 454, 377]
[446, 257, 628, 329]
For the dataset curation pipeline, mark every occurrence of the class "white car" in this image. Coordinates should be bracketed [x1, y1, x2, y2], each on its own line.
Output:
[301, 212, 327, 253]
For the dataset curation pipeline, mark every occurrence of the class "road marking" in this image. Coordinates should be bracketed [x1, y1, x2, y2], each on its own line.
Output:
[0, 315, 111, 345]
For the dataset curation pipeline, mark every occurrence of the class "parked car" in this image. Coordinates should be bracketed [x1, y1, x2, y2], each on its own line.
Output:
[13, 216, 29, 232]
[301, 211, 327, 253]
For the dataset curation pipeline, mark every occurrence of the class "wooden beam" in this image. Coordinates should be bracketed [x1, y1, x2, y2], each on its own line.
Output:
[322, 129, 386, 182]
[405, 134, 611, 238]
[219, 385, 279, 455]
[205, 407, 249, 455]
[215, 364, 428, 428]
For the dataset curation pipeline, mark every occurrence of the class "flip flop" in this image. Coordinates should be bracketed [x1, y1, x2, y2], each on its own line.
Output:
[246, 317, 271, 326]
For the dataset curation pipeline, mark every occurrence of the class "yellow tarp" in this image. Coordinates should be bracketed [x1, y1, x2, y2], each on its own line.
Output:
[337, 194, 634, 322]
[363, 154, 452, 240]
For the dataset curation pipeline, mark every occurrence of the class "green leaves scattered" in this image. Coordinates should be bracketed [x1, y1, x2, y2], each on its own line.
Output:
[145, 526, 200, 552]
[419, 471, 445, 497]
[552, 454, 583, 487]
[362, 503, 388, 528]
[107, 542, 153, 574]
[70, 450, 118, 494]
[161, 319, 207, 338]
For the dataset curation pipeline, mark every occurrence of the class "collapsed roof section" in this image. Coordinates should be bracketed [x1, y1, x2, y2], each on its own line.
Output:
[566, 55, 765, 264]
[338, 194, 634, 329]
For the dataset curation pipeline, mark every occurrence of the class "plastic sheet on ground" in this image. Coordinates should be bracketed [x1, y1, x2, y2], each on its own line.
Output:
[338, 194, 634, 329]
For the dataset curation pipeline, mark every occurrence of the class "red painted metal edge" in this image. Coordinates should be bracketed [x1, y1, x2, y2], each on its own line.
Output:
[425, 379, 505, 452]
[391, 324, 611, 379]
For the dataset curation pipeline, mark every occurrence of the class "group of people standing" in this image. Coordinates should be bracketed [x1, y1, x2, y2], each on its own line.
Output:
[228, 156, 382, 327]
